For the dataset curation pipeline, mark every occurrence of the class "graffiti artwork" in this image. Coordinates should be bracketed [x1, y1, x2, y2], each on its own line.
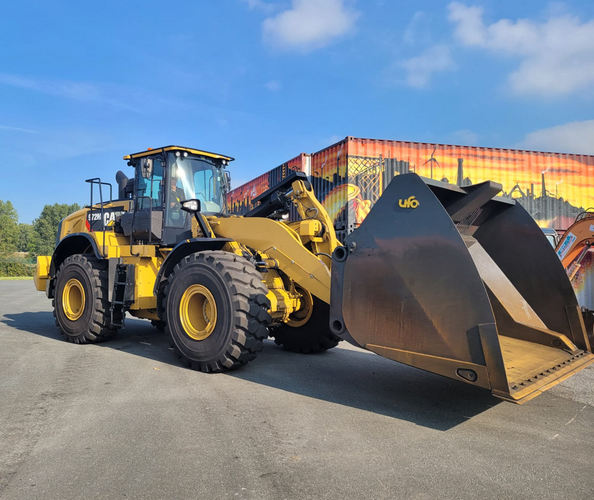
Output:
[228, 137, 594, 237]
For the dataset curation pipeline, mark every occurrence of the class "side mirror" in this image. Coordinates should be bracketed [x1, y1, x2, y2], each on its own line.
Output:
[224, 171, 231, 190]
[141, 158, 153, 179]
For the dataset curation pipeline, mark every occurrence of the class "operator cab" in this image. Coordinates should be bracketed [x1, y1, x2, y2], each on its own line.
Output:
[119, 146, 233, 246]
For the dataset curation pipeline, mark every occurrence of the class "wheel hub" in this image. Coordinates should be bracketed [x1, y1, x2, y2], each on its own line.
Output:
[63, 278, 85, 321]
[286, 286, 314, 328]
[179, 284, 218, 340]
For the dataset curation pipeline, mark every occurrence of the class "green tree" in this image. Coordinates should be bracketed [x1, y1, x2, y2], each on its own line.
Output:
[31, 203, 81, 256]
[17, 223, 34, 253]
[0, 200, 19, 255]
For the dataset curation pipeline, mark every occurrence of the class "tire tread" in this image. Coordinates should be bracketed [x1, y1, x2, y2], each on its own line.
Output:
[164, 251, 271, 372]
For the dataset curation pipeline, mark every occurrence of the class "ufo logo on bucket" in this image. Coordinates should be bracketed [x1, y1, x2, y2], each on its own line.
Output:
[398, 196, 420, 209]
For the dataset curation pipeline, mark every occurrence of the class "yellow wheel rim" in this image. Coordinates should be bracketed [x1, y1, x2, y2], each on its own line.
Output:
[63, 278, 85, 321]
[287, 286, 314, 328]
[179, 284, 218, 340]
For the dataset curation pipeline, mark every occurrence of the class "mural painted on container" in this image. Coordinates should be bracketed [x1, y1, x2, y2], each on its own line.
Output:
[310, 139, 594, 232]
[321, 184, 371, 225]
[228, 138, 594, 240]
[227, 154, 307, 214]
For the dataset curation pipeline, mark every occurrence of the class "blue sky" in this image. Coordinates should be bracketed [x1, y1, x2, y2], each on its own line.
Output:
[1, 0, 593, 223]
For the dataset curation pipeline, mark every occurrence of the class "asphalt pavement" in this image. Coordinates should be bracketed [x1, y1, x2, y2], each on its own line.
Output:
[1, 280, 593, 500]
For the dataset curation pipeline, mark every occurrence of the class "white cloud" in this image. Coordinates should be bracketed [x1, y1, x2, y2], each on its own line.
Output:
[400, 45, 455, 88]
[447, 2, 594, 96]
[0, 127, 115, 170]
[403, 11, 431, 46]
[0, 125, 38, 134]
[0, 73, 144, 112]
[0, 73, 193, 115]
[449, 129, 479, 145]
[262, 0, 360, 52]
[518, 120, 594, 155]
[241, 0, 275, 14]
[447, 3, 486, 46]
[265, 80, 281, 91]
[0, 73, 103, 102]
[323, 134, 343, 146]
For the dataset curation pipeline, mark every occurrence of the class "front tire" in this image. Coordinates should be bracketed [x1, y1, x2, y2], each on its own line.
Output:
[53, 254, 117, 343]
[164, 251, 271, 372]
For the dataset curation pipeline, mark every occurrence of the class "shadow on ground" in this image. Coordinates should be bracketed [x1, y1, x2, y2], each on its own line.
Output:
[2, 311, 500, 430]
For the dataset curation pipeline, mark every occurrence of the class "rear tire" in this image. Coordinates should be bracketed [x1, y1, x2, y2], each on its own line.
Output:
[53, 254, 117, 343]
[164, 251, 271, 372]
[271, 295, 341, 353]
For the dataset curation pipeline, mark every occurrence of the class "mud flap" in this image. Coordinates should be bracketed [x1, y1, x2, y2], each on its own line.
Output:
[329, 173, 594, 403]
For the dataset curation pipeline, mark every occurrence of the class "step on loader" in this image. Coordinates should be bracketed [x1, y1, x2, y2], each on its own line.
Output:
[34, 146, 593, 404]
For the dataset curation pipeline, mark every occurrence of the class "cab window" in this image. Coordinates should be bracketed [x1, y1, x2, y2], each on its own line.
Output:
[136, 159, 164, 209]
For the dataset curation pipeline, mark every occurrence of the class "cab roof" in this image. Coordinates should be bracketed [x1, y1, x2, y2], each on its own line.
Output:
[123, 146, 234, 162]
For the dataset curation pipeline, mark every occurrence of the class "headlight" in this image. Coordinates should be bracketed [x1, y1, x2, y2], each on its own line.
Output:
[181, 199, 200, 213]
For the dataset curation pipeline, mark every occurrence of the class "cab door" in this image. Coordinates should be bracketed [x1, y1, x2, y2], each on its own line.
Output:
[126, 157, 164, 242]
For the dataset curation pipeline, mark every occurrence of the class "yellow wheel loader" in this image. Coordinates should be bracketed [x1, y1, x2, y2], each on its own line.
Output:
[34, 146, 593, 402]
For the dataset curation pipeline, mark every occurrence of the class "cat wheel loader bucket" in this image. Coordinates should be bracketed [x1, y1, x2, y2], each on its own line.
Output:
[330, 173, 594, 403]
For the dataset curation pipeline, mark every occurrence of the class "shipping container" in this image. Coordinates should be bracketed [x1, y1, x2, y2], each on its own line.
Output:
[229, 137, 594, 243]
[310, 137, 594, 241]
[228, 153, 309, 215]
